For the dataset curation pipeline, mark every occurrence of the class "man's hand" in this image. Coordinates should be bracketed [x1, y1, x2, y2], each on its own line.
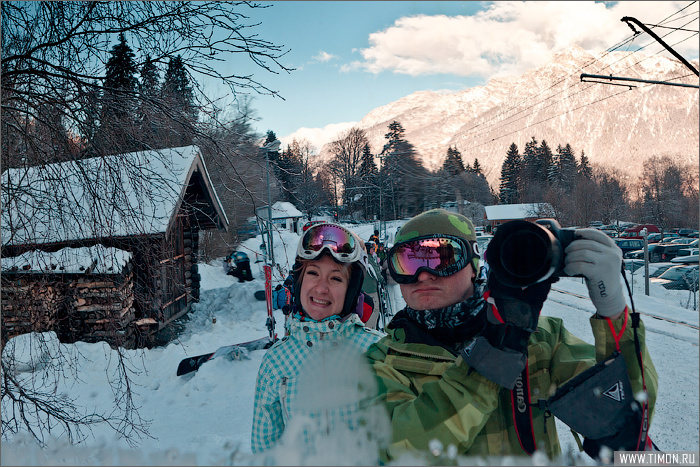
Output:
[563, 228, 626, 318]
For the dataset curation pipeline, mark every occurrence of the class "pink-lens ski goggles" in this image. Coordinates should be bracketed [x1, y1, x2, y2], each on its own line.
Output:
[297, 223, 365, 265]
[388, 235, 476, 284]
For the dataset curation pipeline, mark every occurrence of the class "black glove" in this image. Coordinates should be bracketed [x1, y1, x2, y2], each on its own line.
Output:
[459, 273, 554, 389]
[485, 272, 554, 331]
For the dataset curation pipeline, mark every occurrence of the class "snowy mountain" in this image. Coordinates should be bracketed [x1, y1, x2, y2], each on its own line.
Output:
[320, 46, 699, 187]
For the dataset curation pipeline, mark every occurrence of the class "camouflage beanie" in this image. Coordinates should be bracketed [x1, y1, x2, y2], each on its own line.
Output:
[395, 209, 480, 269]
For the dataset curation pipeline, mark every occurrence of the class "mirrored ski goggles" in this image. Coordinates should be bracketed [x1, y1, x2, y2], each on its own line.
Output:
[388, 235, 477, 284]
[297, 223, 366, 265]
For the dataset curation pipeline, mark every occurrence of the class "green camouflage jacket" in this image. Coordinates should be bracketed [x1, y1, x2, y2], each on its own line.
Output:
[365, 311, 657, 462]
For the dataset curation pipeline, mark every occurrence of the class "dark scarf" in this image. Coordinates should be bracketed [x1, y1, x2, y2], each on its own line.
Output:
[394, 294, 488, 353]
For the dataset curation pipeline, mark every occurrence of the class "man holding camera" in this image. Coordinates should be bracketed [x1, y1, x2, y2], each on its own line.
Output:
[366, 208, 657, 462]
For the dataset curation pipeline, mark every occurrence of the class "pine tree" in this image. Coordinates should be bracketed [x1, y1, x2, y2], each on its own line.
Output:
[98, 32, 138, 152]
[442, 147, 465, 175]
[161, 55, 198, 146]
[264, 130, 278, 147]
[547, 146, 561, 183]
[521, 136, 539, 182]
[276, 142, 304, 203]
[538, 140, 554, 182]
[380, 121, 426, 218]
[358, 143, 379, 219]
[578, 150, 592, 179]
[557, 143, 578, 190]
[359, 143, 378, 176]
[499, 143, 521, 204]
[103, 33, 138, 112]
[472, 158, 482, 175]
[137, 55, 161, 149]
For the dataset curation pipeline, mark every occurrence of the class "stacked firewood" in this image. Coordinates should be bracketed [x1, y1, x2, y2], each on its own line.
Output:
[1, 281, 61, 340]
[2, 263, 137, 348]
[67, 272, 135, 345]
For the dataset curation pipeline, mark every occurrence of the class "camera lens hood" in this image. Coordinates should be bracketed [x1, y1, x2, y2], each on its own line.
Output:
[486, 220, 565, 288]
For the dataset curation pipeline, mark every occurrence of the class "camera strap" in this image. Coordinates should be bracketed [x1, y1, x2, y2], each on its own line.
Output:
[510, 306, 654, 456]
[510, 361, 537, 455]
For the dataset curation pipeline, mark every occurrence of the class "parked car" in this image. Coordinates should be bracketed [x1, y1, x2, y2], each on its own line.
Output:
[649, 243, 686, 263]
[678, 241, 699, 257]
[624, 249, 644, 259]
[646, 233, 664, 243]
[669, 237, 696, 245]
[302, 220, 326, 232]
[650, 263, 676, 278]
[614, 239, 644, 255]
[678, 228, 699, 237]
[624, 243, 664, 260]
[619, 224, 660, 239]
[623, 259, 645, 273]
[671, 249, 699, 264]
[651, 265, 699, 291]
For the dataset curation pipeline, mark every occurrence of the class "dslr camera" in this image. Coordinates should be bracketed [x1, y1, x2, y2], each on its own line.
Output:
[486, 219, 577, 288]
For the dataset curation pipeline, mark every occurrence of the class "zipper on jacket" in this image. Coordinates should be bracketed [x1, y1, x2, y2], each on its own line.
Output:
[280, 376, 290, 423]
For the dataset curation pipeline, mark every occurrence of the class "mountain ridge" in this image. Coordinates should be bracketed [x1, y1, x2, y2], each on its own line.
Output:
[319, 45, 699, 188]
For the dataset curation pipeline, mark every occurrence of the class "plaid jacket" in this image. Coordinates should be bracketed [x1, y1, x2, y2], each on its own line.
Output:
[366, 310, 658, 462]
[251, 313, 384, 453]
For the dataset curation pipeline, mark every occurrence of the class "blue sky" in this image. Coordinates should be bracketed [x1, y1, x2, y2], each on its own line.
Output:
[203, 1, 699, 151]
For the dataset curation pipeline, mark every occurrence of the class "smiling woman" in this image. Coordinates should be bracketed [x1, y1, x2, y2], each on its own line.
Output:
[298, 255, 351, 320]
[250, 223, 384, 455]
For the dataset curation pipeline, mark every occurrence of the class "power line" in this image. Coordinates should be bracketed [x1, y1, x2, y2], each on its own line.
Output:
[459, 17, 698, 149]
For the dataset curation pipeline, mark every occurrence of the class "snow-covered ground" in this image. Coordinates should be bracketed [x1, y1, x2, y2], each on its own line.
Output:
[2, 222, 698, 465]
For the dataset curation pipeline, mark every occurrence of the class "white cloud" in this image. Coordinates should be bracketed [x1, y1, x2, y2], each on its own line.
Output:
[280, 122, 358, 155]
[312, 51, 337, 63]
[354, 1, 699, 79]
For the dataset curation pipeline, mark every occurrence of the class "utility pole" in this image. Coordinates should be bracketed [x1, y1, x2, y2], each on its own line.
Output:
[622, 16, 699, 76]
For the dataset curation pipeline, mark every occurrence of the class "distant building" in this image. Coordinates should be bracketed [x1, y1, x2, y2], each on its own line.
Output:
[256, 201, 303, 233]
[484, 203, 555, 230]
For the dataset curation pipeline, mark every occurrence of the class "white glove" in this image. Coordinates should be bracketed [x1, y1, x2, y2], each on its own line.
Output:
[563, 228, 626, 318]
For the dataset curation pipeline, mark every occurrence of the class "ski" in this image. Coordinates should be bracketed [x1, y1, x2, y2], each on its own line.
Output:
[176, 336, 271, 376]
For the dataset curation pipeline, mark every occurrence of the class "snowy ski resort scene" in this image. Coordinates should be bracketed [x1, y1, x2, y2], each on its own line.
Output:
[2, 1, 698, 466]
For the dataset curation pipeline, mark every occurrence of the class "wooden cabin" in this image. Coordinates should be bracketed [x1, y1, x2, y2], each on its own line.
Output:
[1, 146, 228, 349]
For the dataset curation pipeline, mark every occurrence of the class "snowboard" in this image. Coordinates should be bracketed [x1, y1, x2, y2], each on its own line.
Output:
[254, 290, 266, 301]
[176, 336, 271, 376]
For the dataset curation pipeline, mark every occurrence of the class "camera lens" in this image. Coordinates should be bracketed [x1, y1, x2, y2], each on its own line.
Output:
[487, 220, 564, 287]
[500, 230, 551, 280]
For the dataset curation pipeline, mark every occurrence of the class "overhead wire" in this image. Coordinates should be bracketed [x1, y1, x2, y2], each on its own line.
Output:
[476, 13, 697, 139]
[364, 2, 697, 189]
[458, 5, 698, 149]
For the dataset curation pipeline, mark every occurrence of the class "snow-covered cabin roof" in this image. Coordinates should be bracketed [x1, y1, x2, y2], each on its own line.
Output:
[256, 201, 303, 220]
[1, 245, 131, 274]
[2, 146, 228, 247]
[484, 203, 553, 221]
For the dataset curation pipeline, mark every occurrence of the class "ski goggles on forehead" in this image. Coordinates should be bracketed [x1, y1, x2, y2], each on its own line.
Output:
[388, 234, 477, 284]
[297, 223, 366, 265]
